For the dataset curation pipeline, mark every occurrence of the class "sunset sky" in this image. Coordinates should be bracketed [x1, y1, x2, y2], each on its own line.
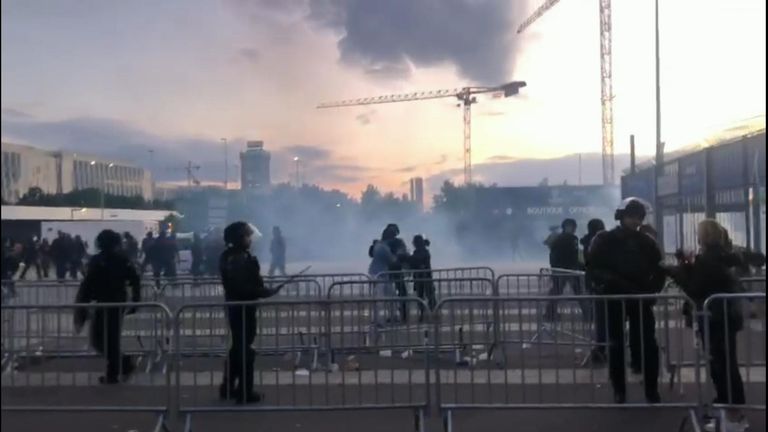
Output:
[2, 0, 765, 196]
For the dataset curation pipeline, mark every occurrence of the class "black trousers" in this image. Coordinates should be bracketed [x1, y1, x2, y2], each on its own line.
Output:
[55, 260, 68, 280]
[414, 280, 436, 320]
[606, 299, 659, 396]
[545, 273, 591, 322]
[391, 275, 408, 321]
[704, 320, 746, 405]
[90, 307, 131, 380]
[223, 305, 257, 396]
[19, 259, 41, 280]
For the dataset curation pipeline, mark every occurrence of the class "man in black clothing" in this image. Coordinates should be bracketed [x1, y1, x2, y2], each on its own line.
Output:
[75, 229, 141, 384]
[268, 226, 287, 276]
[384, 224, 409, 322]
[219, 221, 280, 404]
[544, 218, 588, 321]
[71, 235, 87, 279]
[50, 231, 70, 281]
[190, 232, 204, 277]
[588, 198, 665, 404]
[140, 232, 154, 274]
[18, 237, 41, 280]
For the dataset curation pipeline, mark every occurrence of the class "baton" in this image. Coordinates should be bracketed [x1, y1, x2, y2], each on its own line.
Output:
[270, 266, 312, 292]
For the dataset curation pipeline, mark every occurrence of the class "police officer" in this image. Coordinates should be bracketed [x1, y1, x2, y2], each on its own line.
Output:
[219, 221, 280, 403]
[588, 198, 665, 404]
[74, 229, 141, 384]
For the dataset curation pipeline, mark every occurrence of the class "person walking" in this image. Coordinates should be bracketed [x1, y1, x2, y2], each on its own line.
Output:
[18, 236, 42, 280]
[140, 232, 154, 274]
[71, 235, 87, 279]
[588, 198, 666, 404]
[218, 221, 279, 403]
[39, 238, 51, 279]
[74, 229, 141, 384]
[268, 226, 287, 277]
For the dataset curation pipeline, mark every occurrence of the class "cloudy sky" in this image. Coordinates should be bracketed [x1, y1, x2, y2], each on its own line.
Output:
[1, 0, 765, 196]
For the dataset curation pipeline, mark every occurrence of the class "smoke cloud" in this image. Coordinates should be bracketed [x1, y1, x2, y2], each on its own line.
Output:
[308, 0, 520, 84]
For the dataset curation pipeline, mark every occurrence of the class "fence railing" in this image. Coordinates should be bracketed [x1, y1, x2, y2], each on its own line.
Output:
[2, 276, 765, 431]
[1, 302, 173, 431]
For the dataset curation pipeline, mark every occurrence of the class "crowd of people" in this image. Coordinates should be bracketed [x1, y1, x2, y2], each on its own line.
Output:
[2, 232, 89, 282]
[541, 198, 765, 431]
[4, 198, 765, 431]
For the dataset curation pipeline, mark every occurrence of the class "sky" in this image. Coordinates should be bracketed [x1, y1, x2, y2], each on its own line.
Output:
[1, 0, 765, 198]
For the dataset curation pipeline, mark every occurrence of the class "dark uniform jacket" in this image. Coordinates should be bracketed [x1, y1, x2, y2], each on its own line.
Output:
[77, 252, 141, 304]
[219, 248, 277, 302]
[550, 232, 581, 270]
[588, 226, 665, 295]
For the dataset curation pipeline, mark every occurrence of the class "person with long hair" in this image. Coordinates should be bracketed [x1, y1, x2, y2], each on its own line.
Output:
[670, 220, 749, 432]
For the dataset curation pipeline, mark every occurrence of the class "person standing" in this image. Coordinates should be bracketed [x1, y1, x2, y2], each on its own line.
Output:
[50, 231, 70, 282]
[588, 198, 665, 404]
[140, 232, 154, 274]
[218, 221, 279, 403]
[39, 238, 51, 279]
[581, 218, 607, 363]
[74, 229, 141, 384]
[384, 224, 409, 322]
[545, 218, 588, 322]
[669, 220, 750, 432]
[268, 226, 287, 277]
[190, 232, 204, 277]
[71, 235, 87, 279]
[368, 227, 398, 324]
[18, 236, 41, 280]
[165, 232, 179, 277]
[408, 235, 435, 322]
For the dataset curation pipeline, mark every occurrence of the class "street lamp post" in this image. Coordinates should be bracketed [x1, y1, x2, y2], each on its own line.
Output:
[91, 161, 114, 220]
[221, 138, 228, 190]
[293, 157, 300, 187]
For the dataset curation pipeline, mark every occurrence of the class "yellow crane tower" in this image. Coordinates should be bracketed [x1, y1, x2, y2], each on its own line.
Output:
[317, 81, 526, 185]
[518, 0, 615, 185]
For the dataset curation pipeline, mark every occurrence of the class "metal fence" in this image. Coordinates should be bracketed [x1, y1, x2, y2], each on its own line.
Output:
[701, 293, 766, 415]
[2, 288, 765, 431]
[433, 294, 704, 431]
[1, 302, 173, 431]
[173, 298, 430, 432]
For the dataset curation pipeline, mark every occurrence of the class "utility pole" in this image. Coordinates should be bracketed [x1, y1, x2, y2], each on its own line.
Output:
[293, 157, 300, 187]
[654, 0, 664, 243]
[578, 153, 583, 185]
[221, 138, 228, 190]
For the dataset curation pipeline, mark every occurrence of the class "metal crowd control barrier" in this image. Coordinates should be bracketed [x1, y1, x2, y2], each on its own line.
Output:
[376, 266, 495, 283]
[433, 294, 702, 432]
[662, 277, 766, 398]
[327, 278, 495, 300]
[174, 298, 430, 432]
[739, 276, 766, 292]
[2, 282, 157, 306]
[1, 302, 173, 432]
[268, 273, 371, 292]
[701, 293, 766, 421]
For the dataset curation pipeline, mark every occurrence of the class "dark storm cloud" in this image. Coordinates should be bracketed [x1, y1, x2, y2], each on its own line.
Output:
[308, 0, 520, 84]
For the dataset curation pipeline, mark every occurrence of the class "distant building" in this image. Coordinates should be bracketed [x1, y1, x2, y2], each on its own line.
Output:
[239, 141, 271, 190]
[409, 177, 424, 211]
[1, 142, 153, 203]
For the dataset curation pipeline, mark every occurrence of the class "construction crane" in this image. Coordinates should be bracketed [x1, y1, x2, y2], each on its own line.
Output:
[517, 0, 615, 185]
[167, 161, 202, 187]
[317, 81, 526, 184]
